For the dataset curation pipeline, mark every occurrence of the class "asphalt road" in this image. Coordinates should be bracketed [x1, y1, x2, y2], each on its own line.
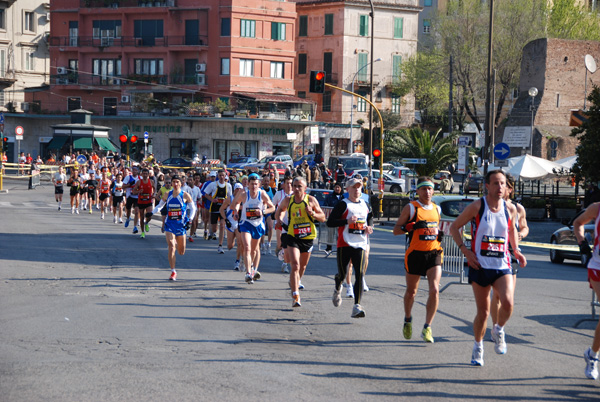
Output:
[0, 179, 598, 401]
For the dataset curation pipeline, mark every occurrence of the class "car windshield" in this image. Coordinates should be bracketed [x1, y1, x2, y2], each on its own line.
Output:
[308, 190, 331, 206]
[343, 159, 367, 169]
[440, 200, 472, 218]
[231, 157, 251, 163]
[258, 156, 275, 163]
[295, 155, 312, 162]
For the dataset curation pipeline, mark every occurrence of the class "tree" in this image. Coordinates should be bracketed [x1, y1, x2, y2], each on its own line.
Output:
[571, 86, 600, 182]
[547, 0, 600, 41]
[384, 127, 458, 177]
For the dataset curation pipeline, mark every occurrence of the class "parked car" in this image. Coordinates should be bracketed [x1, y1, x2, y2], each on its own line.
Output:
[228, 156, 258, 169]
[328, 155, 368, 176]
[306, 188, 333, 207]
[549, 210, 596, 267]
[266, 161, 287, 175]
[246, 154, 293, 170]
[293, 154, 317, 168]
[431, 195, 478, 248]
[464, 175, 484, 194]
[432, 170, 453, 191]
[160, 157, 195, 168]
[352, 169, 405, 193]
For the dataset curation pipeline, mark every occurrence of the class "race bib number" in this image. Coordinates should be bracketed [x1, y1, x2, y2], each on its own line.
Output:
[293, 222, 312, 238]
[56, 180, 63, 186]
[419, 222, 439, 241]
[480, 235, 506, 257]
[245, 208, 262, 220]
[168, 208, 183, 221]
[348, 219, 366, 234]
[215, 197, 225, 204]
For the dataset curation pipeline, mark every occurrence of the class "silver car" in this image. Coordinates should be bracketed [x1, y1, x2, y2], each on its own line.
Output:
[352, 169, 405, 193]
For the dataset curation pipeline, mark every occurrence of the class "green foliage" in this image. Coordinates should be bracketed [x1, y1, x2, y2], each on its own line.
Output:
[571, 86, 600, 182]
[547, 0, 600, 41]
[384, 127, 458, 176]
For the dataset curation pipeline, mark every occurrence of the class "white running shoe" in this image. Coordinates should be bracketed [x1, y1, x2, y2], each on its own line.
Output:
[471, 344, 484, 366]
[217, 246, 224, 254]
[76, 209, 80, 215]
[245, 273, 254, 284]
[267, 243, 272, 255]
[362, 277, 369, 292]
[260, 243, 266, 255]
[351, 304, 365, 318]
[492, 325, 507, 355]
[101, 213, 105, 220]
[113, 216, 117, 224]
[71, 208, 75, 214]
[119, 218, 123, 223]
[346, 283, 354, 298]
[584, 347, 599, 380]
[281, 262, 289, 273]
[234, 260, 240, 271]
[332, 284, 342, 307]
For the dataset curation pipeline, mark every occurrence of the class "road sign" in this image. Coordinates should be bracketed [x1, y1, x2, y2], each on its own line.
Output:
[401, 158, 427, 164]
[496, 159, 509, 167]
[144, 131, 149, 139]
[458, 136, 471, 147]
[493, 142, 510, 160]
[15, 126, 23, 140]
[76, 155, 87, 164]
[0, 113, 4, 124]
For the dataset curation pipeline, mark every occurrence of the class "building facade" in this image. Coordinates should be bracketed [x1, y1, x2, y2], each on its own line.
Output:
[0, 0, 50, 113]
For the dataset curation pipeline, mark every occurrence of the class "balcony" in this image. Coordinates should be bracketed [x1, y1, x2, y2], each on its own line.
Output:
[48, 35, 208, 48]
[384, 75, 402, 87]
[80, 0, 176, 8]
[353, 74, 380, 87]
[0, 76, 16, 89]
[325, 72, 338, 86]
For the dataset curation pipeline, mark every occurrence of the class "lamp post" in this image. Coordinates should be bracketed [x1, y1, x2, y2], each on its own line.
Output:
[350, 58, 381, 140]
[528, 86, 538, 155]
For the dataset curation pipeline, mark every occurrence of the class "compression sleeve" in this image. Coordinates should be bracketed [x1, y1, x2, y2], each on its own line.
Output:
[187, 198, 197, 222]
[152, 199, 166, 215]
[326, 201, 348, 228]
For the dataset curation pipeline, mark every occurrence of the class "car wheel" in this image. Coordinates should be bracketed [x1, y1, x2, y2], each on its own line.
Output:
[549, 237, 564, 264]
[582, 252, 591, 268]
[390, 185, 401, 193]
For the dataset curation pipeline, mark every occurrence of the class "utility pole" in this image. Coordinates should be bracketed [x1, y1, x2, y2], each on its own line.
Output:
[448, 55, 453, 136]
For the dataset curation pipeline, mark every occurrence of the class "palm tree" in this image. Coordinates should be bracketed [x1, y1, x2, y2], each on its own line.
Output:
[387, 127, 458, 176]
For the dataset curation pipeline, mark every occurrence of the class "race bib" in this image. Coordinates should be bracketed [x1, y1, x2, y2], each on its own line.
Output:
[348, 219, 366, 234]
[293, 222, 312, 238]
[480, 235, 506, 257]
[56, 180, 63, 186]
[215, 197, 225, 204]
[168, 208, 183, 221]
[419, 222, 439, 241]
[245, 207, 262, 220]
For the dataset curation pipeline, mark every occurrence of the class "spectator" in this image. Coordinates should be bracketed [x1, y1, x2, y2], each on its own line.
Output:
[335, 164, 346, 184]
[311, 165, 321, 188]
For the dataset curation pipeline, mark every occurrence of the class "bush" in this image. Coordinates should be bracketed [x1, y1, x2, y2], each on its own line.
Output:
[552, 198, 577, 209]
[521, 197, 546, 208]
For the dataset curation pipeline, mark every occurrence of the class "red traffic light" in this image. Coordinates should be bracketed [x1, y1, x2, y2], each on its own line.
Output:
[315, 71, 325, 81]
[119, 134, 127, 143]
[130, 135, 138, 143]
[2, 136, 7, 142]
[372, 149, 381, 158]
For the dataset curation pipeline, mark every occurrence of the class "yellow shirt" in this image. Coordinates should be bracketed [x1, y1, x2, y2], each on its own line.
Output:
[287, 194, 317, 240]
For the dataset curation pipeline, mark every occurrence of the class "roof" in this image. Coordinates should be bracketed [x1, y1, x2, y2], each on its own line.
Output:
[234, 92, 315, 105]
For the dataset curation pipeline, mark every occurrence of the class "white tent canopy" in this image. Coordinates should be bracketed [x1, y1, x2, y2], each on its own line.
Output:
[555, 155, 577, 169]
[489, 154, 565, 180]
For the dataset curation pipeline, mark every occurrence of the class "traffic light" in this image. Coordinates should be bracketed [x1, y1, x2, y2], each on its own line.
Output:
[309, 70, 326, 93]
[119, 126, 138, 161]
[2, 135, 8, 152]
[372, 148, 381, 167]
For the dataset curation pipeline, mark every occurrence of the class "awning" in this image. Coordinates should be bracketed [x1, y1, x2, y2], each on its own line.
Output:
[47, 136, 68, 149]
[73, 137, 93, 150]
[95, 137, 118, 152]
[234, 92, 315, 105]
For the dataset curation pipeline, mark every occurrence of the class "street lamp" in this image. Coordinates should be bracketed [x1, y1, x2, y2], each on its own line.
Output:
[350, 58, 381, 139]
[528, 86, 538, 155]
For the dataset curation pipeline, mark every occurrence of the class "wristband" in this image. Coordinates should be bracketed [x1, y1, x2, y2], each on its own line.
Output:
[457, 243, 464, 249]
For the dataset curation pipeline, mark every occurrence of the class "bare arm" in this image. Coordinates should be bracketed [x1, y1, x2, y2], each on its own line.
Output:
[306, 196, 326, 222]
[261, 190, 276, 215]
[507, 203, 526, 268]
[574, 203, 600, 244]
[274, 196, 290, 226]
[449, 200, 482, 270]
[516, 203, 529, 241]
[229, 190, 246, 221]
[393, 204, 412, 236]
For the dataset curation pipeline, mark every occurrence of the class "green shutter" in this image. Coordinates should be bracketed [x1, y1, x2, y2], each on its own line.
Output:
[358, 53, 368, 81]
[325, 14, 333, 35]
[359, 15, 368, 36]
[299, 16, 307, 37]
[393, 55, 402, 82]
[394, 18, 403, 39]
[271, 22, 277, 40]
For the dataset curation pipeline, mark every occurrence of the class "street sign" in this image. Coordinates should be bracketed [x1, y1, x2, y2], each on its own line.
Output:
[0, 113, 4, 124]
[493, 142, 510, 160]
[144, 131, 149, 139]
[76, 155, 87, 164]
[458, 136, 471, 147]
[496, 159, 509, 167]
[401, 158, 427, 164]
[15, 126, 24, 141]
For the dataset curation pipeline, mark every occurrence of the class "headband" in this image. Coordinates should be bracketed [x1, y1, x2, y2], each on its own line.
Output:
[416, 181, 434, 189]
[248, 173, 260, 180]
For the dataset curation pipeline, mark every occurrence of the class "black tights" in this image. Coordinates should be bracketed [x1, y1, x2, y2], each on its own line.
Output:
[335, 246, 366, 305]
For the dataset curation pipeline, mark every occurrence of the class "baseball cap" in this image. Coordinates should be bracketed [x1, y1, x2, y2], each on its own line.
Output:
[345, 177, 363, 188]
[209, 171, 217, 177]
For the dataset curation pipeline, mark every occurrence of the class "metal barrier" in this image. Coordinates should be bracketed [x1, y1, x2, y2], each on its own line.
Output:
[316, 207, 337, 253]
[575, 290, 600, 328]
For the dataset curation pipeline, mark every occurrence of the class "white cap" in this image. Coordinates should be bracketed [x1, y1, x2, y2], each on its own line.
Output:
[234, 183, 243, 190]
[209, 171, 217, 177]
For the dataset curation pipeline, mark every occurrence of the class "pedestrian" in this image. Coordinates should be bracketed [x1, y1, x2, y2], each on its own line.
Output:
[573, 201, 600, 380]
[52, 166, 67, 211]
[274, 176, 326, 307]
[449, 170, 526, 366]
[335, 164, 346, 184]
[324, 183, 344, 258]
[393, 177, 443, 343]
[327, 176, 374, 318]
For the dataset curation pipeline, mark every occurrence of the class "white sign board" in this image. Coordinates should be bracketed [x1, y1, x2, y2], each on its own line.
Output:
[310, 126, 319, 144]
[287, 132, 297, 140]
[495, 159, 509, 167]
[503, 126, 531, 148]
[457, 147, 467, 174]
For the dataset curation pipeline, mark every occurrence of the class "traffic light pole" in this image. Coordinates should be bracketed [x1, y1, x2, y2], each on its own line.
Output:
[325, 83, 385, 215]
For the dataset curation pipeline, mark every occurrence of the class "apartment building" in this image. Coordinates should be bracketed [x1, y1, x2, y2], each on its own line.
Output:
[294, 0, 420, 156]
[0, 0, 50, 113]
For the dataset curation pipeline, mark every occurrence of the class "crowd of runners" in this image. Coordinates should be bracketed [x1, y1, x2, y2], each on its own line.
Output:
[48, 157, 600, 378]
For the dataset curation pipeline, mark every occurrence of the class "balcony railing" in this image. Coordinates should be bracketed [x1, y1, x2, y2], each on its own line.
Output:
[353, 74, 380, 87]
[53, 74, 171, 86]
[49, 35, 208, 48]
[80, 0, 176, 8]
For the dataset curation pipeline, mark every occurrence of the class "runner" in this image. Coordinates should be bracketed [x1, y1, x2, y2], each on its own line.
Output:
[219, 190, 242, 270]
[189, 172, 202, 242]
[78, 166, 89, 211]
[151, 175, 196, 281]
[204, 169, 233, 254]
[490, 174, 529, 334]
[327, 176, 373, 318]
[132, 168, 155, 239]
[393, 177, 443, 342]
[67, 169, 81, 214]
[260, 174, 276, 255]
[274, 176, 326, 307]
[111, 172, 125, 223]
[98, 169, 112, 220]
[449, 169, 526, 367]
[200, 171, 216, 240]
[574, 201, 600, 380]
[84, 171, 98, 215]
[230, 173, 275, 283]
[272, 176, 293, 273]
[123, 166, 140, 234]
[52, 166, 67, 211]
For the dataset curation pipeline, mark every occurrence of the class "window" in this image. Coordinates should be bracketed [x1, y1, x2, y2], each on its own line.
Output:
[68, 97, 81, 111]
[221, 58, 230, 75]
[24, 11, 34, 33]
[556, 93, 560, 108]
[391, 95, 401, 114]
[0, 9, 5, 30]
[239, 59, 254, 77]
[394, 17, 403, 39]
[322, 91, 332, 112]
[323, 52, 332, 75]
[270, 62, 284, 79]
[330, 138, 349, 156]
[69, 21, 78, 46]
[134, 59, 163, 76]
[0, 49, 5, 78]
[24, 49, 34, 71]
[298, 91, 306, 99]
[93, 59, 122, 84]
[221, 18, 231, 36]
[299, 15, 308, 37]
[324, 14, 334, 35]
[358, 53, 368, 82]
[134, 19, 164, 46]
[359, 15, 368, 36]
[271, 22, 286, 41]
[171, 139, 197, 158]
[68, 59, 79, 83]
[423, 19, 431, 34]
[104, 97, 118, 116]
[357, 91, 367, 112]
[298, 53, 307, 75]
[0, 90, 4, 106]
[393, 55, 402, 83]
[240, 19, 255, 38]
[424, 0, 433, 6]
[93, 20, 122, 39]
